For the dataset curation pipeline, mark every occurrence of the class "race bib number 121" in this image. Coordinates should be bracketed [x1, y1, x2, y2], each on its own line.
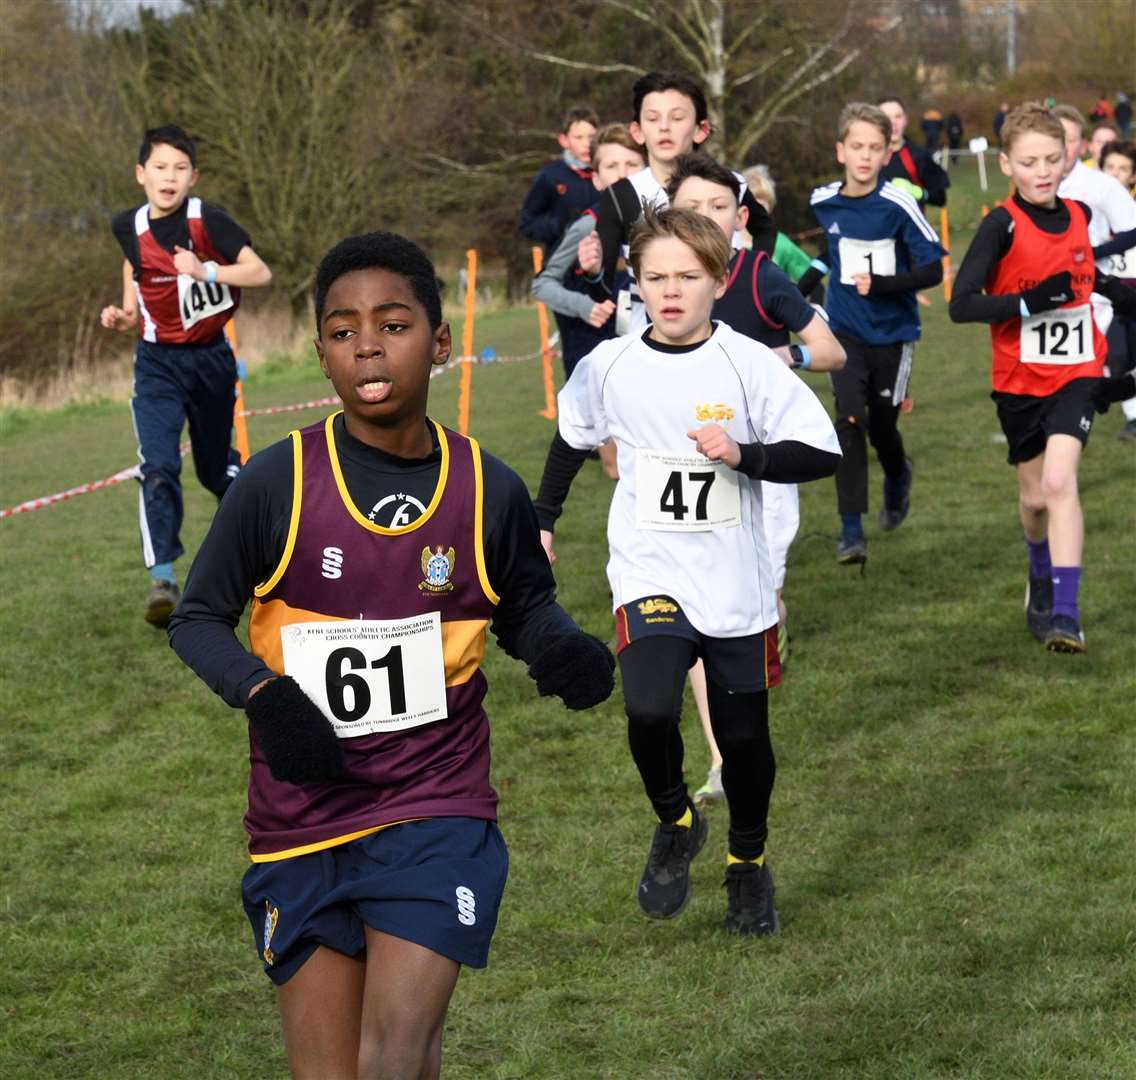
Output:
[280, 614, 448, 737]
[1020, 304, 1093, 365]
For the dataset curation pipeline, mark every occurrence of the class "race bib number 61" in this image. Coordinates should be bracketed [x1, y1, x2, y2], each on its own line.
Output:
[280, 614, 448, 737]
[635, 450, 741, 531]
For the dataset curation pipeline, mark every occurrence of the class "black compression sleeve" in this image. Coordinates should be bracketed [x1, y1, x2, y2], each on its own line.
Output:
[1094, 227, 1136, 262]
[742, 188, 777, 257]
[533, 430, 591, 532]
[948, 210, 1020, 324]
[735, 440, 840, 482]
[869, 260, 944, 296]
[591, 187, 628, 301]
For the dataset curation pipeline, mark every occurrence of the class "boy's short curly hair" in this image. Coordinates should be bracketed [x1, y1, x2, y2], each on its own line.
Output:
[314, 232, 442, 332]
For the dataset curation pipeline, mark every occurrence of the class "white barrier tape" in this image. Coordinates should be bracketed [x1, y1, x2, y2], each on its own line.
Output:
[2, 340, 557, 520]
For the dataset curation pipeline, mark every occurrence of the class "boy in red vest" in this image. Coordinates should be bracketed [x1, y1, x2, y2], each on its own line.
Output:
[949, 103, 1136, 651]
[168, 231, 614, 1077]
[100, 125, 272, 627]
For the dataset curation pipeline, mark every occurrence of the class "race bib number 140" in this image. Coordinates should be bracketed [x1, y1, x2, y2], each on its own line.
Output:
[178, 273, 234, 332]
[280, 614, 448, 737]
[635, 450, 741, 531]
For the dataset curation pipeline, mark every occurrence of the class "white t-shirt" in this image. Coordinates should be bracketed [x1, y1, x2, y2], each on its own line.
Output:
[557, 322, 840, 637]
[1058, 160, 1136, 332]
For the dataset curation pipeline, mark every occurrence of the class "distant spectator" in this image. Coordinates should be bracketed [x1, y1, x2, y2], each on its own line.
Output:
[1115, 93, 1132, 138]
[1089, 93, 1114, 123]
[921, 107, 944, 149]
[878, 95, 950, 208]
[993, 102, 1009, 143]
[946, 112, 964, 160]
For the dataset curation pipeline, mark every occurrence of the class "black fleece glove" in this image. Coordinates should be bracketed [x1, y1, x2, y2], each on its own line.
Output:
[1021, 271, 1074, 315]
[1091, 371, 1136, 414]
[1096, 275, 1136, 319]
[245, 676, 345, 784]
[527, 632, 616, 710]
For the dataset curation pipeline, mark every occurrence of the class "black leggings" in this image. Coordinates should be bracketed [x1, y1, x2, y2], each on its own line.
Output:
[618, 636, 775, 860]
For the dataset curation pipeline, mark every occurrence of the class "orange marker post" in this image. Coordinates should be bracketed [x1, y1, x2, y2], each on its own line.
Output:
[532, 246, 557, 420]
[981, 204, 989, 218]
[939, 206, 952, 303]
[457, 249, 477, 437]
[224, 319, 250, 463]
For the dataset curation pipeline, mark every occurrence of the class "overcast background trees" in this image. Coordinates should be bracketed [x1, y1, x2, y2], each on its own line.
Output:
[2, 0, 1131, 395]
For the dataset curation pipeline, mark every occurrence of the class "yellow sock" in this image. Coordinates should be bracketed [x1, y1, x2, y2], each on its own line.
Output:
[727, 852, 765, 867]
[669, 806, 693, 828]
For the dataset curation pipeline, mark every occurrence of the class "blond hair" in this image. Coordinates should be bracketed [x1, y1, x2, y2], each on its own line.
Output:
[1001, 103, 1066, 154]
[743, 164, 776, 210]
[591, 123, 643, 168]
[837, 102, 890, 145]
[628, 204, 730, 281]
[1051, 104, 1087, 139]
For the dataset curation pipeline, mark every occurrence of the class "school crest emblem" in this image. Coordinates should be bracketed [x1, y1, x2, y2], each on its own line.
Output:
[1073, 248, 1086, 264]
[638, 598, 678, 616]
[419, 545, 456, 593]
[263, 901, 279, 966]
[556, 183, 568, 195]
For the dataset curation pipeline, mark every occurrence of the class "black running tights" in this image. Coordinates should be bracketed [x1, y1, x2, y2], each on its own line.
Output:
[618, 636, 775, 860]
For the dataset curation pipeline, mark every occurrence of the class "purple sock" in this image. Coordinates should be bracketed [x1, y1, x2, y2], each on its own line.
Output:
[1026, 536, 1052, 581]
[1051, 566, 1081, 621]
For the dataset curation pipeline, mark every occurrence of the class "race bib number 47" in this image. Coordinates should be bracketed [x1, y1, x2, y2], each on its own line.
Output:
[635, 450, 741, 531]
[1020, 304, 1093, 365]
[280, 614, 448, 737]
[178, 272, 234, 332]
[838, 237, 896, 284]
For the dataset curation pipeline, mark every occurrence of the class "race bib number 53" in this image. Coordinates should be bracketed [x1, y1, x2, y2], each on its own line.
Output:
[635, 450, 741, 531]
[178, 273, 234, 332]
[280, 614, 448, 737]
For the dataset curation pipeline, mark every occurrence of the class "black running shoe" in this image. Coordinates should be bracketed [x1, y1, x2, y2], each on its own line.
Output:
[144, 580, 180, 629]
[637, 803, 709, 919]
[1024, 576, 1053, 642]
[1044, 614, 1086, 653]
[836, 536, 867, 565]
[878, 457, 913, 531]
[722, 861, 780, 936]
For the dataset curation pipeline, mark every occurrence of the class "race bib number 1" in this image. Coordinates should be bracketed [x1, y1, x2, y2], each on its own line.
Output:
[635, 450, 741, 531]
[280, 614, 448, 737]
[838, 237, 897, 284]
[1020, 304, 1093, 365]
[178, 272, 234, 332]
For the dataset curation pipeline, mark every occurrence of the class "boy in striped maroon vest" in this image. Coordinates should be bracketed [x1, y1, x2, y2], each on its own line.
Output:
[168, 231, 614, 1078]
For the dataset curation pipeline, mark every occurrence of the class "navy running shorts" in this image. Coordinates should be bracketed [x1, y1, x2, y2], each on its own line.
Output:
[241, 817, 508, 985]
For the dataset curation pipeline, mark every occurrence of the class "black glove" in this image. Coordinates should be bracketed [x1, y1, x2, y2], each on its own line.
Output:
[1096, 275, 1136, 319]
[1091, 372, 1136, 414]
[796, 264, 825, 297]
[527, 632, 616, 710]
[245, 676, 345, 784]
[1021, 271, 1074, 315]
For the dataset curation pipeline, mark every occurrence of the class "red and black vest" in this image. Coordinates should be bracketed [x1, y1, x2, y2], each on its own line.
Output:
[245, 416, 499, 861]
[133, 197, 239, 345]
[987, 198, 1104, 395]
[712, 249, 788, 348]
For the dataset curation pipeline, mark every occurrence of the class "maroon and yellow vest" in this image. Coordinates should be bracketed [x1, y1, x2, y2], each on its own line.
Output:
[245, 415, 500, 861]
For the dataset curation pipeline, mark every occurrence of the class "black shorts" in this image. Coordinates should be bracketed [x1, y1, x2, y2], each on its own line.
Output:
[831, 335, 914, 416]
[614, 594, 781, 693]
[991, 377, 1097, 464]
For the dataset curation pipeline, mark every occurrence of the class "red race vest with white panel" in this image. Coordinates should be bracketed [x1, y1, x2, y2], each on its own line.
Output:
[987, 198, 1105, 396]
[113, 196, 249, 344]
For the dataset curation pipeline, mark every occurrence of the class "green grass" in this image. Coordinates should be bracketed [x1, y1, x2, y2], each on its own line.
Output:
[3, 169, 1135, 1078]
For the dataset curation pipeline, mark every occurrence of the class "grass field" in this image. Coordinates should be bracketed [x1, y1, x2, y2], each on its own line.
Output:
[2, 172, 1135, 1078]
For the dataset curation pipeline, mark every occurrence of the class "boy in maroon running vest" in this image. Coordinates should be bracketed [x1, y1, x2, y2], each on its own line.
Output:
[100, 125, 272, 628]
[168, 232, 614, 1079]
[949, 103, 1136, 652]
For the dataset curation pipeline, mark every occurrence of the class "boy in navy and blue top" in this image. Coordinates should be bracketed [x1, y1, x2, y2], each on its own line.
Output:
[99, 124, 272, 627]
[168, 231, 614, 1077]
[798, 102, 946, 564]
